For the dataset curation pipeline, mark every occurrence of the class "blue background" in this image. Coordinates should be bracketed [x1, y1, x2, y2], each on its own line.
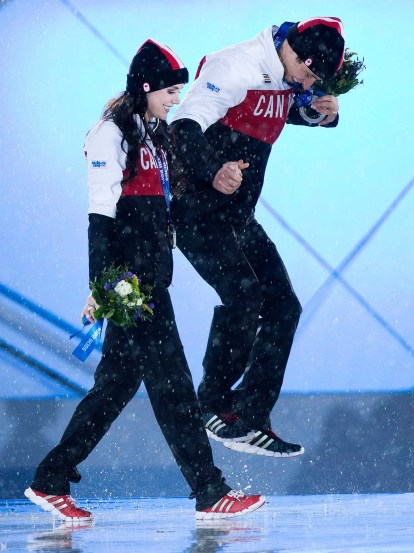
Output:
[1, 0, 413, 396]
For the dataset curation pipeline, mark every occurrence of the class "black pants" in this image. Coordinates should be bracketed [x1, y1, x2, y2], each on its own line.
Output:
[177, 218, 302, 430]
[31, 287, 230, 511]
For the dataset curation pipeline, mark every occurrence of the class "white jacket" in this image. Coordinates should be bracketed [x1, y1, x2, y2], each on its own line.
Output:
[170, 26, 292, 141]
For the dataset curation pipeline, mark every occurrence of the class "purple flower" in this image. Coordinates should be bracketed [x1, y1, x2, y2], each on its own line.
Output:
[149, 303, 154, 310]
[104, 282, 110, 291]
[126, 271, 135, 278]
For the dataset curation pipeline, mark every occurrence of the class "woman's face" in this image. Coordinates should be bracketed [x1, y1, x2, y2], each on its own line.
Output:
[145, 84, 184, 121]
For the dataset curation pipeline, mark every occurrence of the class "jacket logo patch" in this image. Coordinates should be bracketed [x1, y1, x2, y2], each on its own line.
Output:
[263, 74, 271, 83]
[91, 161, 107, 168]
[206, 82, 220, 93]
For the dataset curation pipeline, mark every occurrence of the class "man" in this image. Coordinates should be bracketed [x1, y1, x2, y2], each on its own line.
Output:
[170, 17, 345, 457]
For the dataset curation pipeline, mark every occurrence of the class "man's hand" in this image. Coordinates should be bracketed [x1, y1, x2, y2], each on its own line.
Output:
[81, 294, 100, 324]
[311, 95, 339, 126]
[213, 159, 249, 195]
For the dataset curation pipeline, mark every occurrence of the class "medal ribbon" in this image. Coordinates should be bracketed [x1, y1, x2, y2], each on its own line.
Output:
[71, 318, 103, 362]
[154, 148, 172, 222]
[154, 148, 176, 248]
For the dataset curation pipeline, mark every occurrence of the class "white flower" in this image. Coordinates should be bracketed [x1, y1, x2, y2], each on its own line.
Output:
[114, 280, 133, 297]
[136, 298, 143, 306]
[127, 301, 135, 307]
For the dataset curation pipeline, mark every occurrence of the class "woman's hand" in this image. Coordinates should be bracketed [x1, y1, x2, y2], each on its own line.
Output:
[311, 95, 339, 126]
[213, 159, 249, 195]
[81, 294, 100, 324]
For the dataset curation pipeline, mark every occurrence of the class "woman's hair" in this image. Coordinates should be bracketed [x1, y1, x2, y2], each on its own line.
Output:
[102, 91, 169, 184]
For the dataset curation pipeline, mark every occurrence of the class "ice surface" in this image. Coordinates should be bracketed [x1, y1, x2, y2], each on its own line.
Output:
[1, 493, 413, 552]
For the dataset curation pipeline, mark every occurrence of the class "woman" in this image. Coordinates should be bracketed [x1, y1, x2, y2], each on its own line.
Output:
[24, 39, 265, 522]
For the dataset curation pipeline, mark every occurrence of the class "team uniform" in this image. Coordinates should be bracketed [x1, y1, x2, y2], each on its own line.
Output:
[26, 115, 267, 520]
[170, 25, 339, 456]
[27, 118, 231, 514]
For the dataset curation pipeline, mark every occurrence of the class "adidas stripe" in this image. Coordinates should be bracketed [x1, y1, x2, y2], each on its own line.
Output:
[205, 415, 226, 433]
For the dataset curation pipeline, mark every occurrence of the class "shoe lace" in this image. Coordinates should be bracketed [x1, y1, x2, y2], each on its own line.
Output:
[219, 412, 240, 425]
[228, 489, 245, 501]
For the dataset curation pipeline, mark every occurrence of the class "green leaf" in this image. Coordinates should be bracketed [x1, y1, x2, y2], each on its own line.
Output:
[110, 311, 124, 325]
[105, 308, 115, 319]
[93, 306, 105, 320]
[92, 289, 104, 306]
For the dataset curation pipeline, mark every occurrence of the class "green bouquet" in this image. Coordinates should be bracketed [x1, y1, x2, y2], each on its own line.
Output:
[314, 49, 366, 97]
[298, 49, 366, 124]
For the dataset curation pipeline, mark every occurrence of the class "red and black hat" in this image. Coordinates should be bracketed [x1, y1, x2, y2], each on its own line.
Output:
[126, 39, 189, 94]
[286, 17, 345, 80]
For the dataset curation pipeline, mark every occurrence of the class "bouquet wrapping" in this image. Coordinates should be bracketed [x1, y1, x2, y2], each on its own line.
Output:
[71, 265, 154, 362]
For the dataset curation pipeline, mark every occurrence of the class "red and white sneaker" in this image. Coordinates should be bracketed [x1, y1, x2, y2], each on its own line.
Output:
[24, 487, 93, 522]
[195, 490, 265, 520]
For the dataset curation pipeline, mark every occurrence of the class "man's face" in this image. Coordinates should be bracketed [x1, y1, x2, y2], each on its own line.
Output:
[281, 40, 321, 90]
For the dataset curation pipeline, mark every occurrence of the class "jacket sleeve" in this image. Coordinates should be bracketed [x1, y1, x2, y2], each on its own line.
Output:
[84, 120, 125, 283]
[170, 118, 240, 223]
[170, 54, 247, 132]
[88, 214, 116, 283]
[170, 52, 248, 183]
[85, 121, 125, 218]
[168, 54, 250, 222]
[170, 118, 227, 186]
